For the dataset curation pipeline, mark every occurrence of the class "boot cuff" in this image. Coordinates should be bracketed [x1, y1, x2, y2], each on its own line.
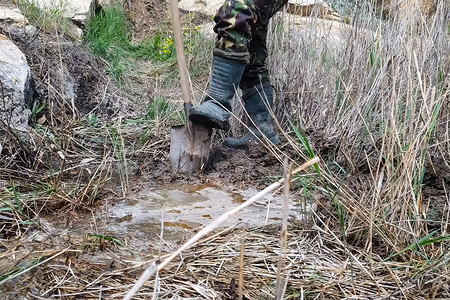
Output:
[213, 49, 250, 64]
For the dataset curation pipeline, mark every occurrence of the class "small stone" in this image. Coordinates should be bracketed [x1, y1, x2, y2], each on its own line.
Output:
[0, 8, 28, 26]
[24, 25, 37, 37]
[31, 231, 47, 243]
[66, 24, 83, 41]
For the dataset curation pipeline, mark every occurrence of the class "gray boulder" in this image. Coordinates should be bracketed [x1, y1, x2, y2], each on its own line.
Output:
[0, 34, 33, 133]
[0, 7, 37, 37]
[0, 7, 27, 26]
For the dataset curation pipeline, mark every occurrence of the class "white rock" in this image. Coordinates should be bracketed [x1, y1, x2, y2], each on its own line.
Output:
[0, 34, 33, 132]
[96, 0, 124, 8]
[0, 7, 31, 36]
[178, 0, 343, 21]
[287, 0, 343, 22]
[0, 7, 28, 26]
[25, 25, 37, 36]
[285, 15, 354, 46]
[30, 0, 95, 24]
[268, 15, 375, 85]
[178, 0, 223, 16]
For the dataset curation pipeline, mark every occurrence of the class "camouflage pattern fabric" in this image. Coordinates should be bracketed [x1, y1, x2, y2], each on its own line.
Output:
[213, 0, 288, 89]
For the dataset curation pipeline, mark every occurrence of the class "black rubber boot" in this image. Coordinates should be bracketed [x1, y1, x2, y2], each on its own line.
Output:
[224, 84, 280, 149]
[189, 55, 246, 130]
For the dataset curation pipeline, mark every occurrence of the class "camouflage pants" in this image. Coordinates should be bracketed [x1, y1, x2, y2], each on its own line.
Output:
[213, 0, 288, 89]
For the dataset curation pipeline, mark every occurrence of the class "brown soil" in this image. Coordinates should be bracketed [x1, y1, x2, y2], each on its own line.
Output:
[1, 0, 286, 189]
[128, 0, 212, 41]
[128, 0, 169, 40]
[107, 0, 288, 189]
[7, 32, 136, 120]
[139, 139, 288, 189]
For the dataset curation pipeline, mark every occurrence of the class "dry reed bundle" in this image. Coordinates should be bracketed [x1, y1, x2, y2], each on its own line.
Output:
[268, 0, 450, 251]
[2, 222, 447, 299]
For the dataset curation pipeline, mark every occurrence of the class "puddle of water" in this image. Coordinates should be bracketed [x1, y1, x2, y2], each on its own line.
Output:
[107, 183, 313, 241]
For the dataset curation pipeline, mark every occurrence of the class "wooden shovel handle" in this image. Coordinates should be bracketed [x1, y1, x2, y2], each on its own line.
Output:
[168, 0, 193, 106]
[169, 0, 195, 159]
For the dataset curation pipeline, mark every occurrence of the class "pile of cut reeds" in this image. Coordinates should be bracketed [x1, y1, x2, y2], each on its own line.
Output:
[2, 224, 448, 299]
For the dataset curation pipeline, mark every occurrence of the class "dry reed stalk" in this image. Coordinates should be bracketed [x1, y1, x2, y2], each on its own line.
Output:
[275, 158, 292, 299]
[238, 237, 245, 300]
[8, 222, 446, 299]
[269, 0, 450, 250]
[0, 248, 70, 285]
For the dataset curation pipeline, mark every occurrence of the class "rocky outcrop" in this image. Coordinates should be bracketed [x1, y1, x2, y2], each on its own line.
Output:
[96, 0, 124, 9]
[30, 0, 125, 26]
[0, 7, 27, 26]
[287, 0, 343, 22]
[30, 0, 95, 25]
[178, 0, 224, 16]
[282, 15, 363, 52]
[370, 0, 436, 19]
[0, 34, 33, 133]
[179, 0, 344, 22]
[0, 7, 37, 37]
[22, 0, 124, 39]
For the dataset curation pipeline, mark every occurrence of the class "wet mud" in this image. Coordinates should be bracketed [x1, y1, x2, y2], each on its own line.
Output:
[107, 182, 313, 241]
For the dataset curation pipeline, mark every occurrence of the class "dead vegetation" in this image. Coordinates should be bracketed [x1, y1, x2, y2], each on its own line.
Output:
[1, 0, 449, 299]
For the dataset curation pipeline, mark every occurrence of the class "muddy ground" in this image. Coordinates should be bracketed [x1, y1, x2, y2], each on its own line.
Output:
[1, 0, 449, 298]
[2, 0, 448, 254]
[0, 2, 300, 297]
[4, 0, 290, 189]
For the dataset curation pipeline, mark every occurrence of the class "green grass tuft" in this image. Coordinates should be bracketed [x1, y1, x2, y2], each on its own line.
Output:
[84, 5, 197, 83]
[17, 0, 74, 36]
[84, 6, 133, 82]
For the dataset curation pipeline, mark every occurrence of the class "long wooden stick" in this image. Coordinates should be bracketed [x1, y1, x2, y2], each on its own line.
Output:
[123, 157, 319, 300]
[168, 0, 193, 106]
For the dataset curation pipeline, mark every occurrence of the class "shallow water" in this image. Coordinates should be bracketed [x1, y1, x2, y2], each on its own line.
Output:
[106, 183, 312, 241]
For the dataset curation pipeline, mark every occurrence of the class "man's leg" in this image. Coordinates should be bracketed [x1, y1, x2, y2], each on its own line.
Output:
[224, 0, 286, 148]
[189, 0, 287, 133]
[188, 0, 252, 130]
